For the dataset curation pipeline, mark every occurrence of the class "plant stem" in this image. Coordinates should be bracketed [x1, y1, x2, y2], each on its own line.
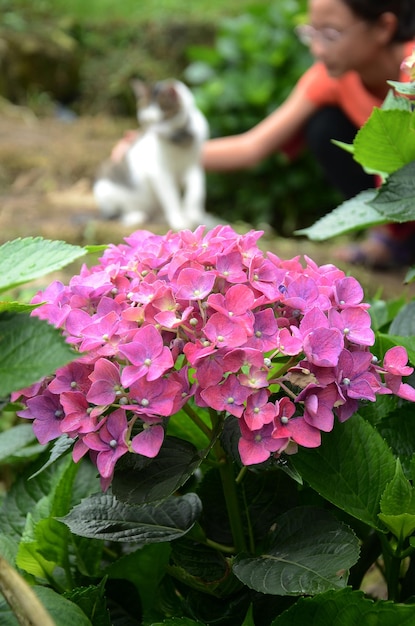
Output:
[379, 533, 403, 602]
[218, 455, 248, 553]
[208, 410, 248, 554]
[182, 403, 213, 439]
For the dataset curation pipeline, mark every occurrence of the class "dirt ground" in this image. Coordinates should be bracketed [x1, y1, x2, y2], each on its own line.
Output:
[0, 102, 414, 302]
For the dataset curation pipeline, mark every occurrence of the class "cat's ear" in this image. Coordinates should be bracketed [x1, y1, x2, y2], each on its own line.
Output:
[130, 79, 149, 101]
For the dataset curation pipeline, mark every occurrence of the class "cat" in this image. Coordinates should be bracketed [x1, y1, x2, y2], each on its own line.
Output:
[93, 79, 210, 230]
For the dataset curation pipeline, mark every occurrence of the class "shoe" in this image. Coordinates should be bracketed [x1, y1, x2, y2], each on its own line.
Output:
[335, 227, 415, 270]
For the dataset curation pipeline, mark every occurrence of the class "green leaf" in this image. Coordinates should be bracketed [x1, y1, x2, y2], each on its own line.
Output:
[0, 424, 37, 463]
[151, 617, 205, 626]
[353, 108, 415, 174]
[233, 507, 359, 596]
[112, 437, 204, 505]
[168, 538, 232, 596]
[106, 544, 170, 622]
[0, 314, 76, 396]
[368, 162, 415, 222]
[270, 587, 415, 625]
[0, 301, 39, 314]
[16, 459, 79, 582]
[0, 586, 93, 626]
[291, 416, 396, 531]
[382, 88, 414, 111]
[376, 405, 415, 477]
[34, 586, 92, 626]
[0, 237, 86, 294]
[29, 435, 74, 479]
[64, 582, 110, 626]
[388, 80, 415, 97]
[378, 300, 415, 336]
[295, 190, 384, 241]
[379, 459, 415, 540]
[59, 492, 202, 543]
[0, 454, 74, 548]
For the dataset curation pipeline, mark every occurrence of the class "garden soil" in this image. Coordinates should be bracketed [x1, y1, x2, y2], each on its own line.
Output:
[1, 104, 414, 301]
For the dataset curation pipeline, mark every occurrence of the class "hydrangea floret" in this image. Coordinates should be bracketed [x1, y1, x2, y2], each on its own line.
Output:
[14, 226, 415, 489]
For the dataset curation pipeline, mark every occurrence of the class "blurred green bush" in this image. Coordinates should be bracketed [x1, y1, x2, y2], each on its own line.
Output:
[184, 0, 342, 233]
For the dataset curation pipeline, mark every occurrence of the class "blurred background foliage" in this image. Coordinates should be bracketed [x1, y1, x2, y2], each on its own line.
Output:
[0, 0, 341, 233]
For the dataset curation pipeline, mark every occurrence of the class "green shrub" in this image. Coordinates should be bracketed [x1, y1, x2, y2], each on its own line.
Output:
[184, 0, 342, 233]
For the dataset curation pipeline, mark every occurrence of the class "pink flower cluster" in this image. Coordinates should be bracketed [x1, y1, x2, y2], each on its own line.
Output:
[15, 226, 415, 488]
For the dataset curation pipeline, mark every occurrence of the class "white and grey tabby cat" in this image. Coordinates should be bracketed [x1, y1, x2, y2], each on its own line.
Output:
[93, 79, 210, 230]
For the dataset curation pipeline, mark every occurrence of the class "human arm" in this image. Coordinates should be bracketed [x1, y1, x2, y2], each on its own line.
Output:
[202, 84, 318, 171]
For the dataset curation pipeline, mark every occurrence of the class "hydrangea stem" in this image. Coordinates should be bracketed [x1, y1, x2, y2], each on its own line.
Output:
[217, 452, 248, 554]
[182, 403, 213, 440]
[209, 410, 248, 554]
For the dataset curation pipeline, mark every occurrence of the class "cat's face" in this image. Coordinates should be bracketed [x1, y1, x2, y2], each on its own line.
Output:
[131, 79, 182, 126]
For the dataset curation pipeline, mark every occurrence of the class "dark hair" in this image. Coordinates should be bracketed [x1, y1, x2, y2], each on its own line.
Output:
[343, 0, 415, 41]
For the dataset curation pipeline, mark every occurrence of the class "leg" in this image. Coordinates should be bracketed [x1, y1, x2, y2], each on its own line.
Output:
[182, 165, 207, 227]
[305, 106, 375, 199]
[306, 107, 415, 268]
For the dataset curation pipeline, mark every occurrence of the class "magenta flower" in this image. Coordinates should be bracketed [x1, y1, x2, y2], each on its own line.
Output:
[243, 389, 276, 430]
[119, 324, 174, 386]
[59, 391, 99, 435]
[200, 375, 251, 417]
[87, 358, 125, 406]
[175, 267, 216, 300]
[131, 423, 165, 458]
[47, 362, 93, 395]
[272, 397, 322, 448]
[238, 417, 287, 465]
[203, 312, 250, 349]
[17, 390, 65, 445]
[328, 307, 375, 347]
[382, 346, 415, 401]
[82, 409, 129, 487]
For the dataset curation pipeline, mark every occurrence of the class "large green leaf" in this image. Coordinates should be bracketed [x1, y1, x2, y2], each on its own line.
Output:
[379, 460, 415, 541]
[353, 108, 415, 174]
[0, 424, 39, 463]
[16, 459, 79, 582]
[0, 586, 92, 626]
[368, 162, 415, 221]
[59, 492, 202, 544]
[233, 507, 359, 596]
[0, 314, 76, 396]
[291, 416, 396, 531]
[389, 301, 415, 336]
[105, 544, 170, 623]
[270, 587, 415, 625]
[376, 405, 415, 477]
[168, 538, 233, 597]
[295, 190, 384, 241]
[0, 237, 86, 294]
[0, 454, 74, 547]
[63, 582, 110, 626]
[112, 437, 205, 505]
[151, 617, 204, 626]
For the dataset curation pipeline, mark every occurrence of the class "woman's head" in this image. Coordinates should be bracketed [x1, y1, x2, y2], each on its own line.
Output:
[306, 0, 415, 77]
[342, 0, 415, 41]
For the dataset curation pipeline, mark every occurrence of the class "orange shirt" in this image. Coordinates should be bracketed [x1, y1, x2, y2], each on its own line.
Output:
[297, 40, 415, 128]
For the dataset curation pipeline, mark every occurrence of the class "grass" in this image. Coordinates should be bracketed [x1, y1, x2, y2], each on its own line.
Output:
[38, 0, 271, 23]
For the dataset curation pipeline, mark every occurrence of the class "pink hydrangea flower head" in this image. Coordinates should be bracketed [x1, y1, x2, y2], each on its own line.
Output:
[12, 225, 415, 488]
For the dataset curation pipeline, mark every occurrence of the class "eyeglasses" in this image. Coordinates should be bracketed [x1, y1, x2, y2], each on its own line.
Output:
[295, 22, 365, 46]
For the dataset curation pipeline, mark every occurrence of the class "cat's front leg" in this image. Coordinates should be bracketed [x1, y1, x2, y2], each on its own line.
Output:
[151, 175, 191, 230]
[182, 165, 207, 227]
